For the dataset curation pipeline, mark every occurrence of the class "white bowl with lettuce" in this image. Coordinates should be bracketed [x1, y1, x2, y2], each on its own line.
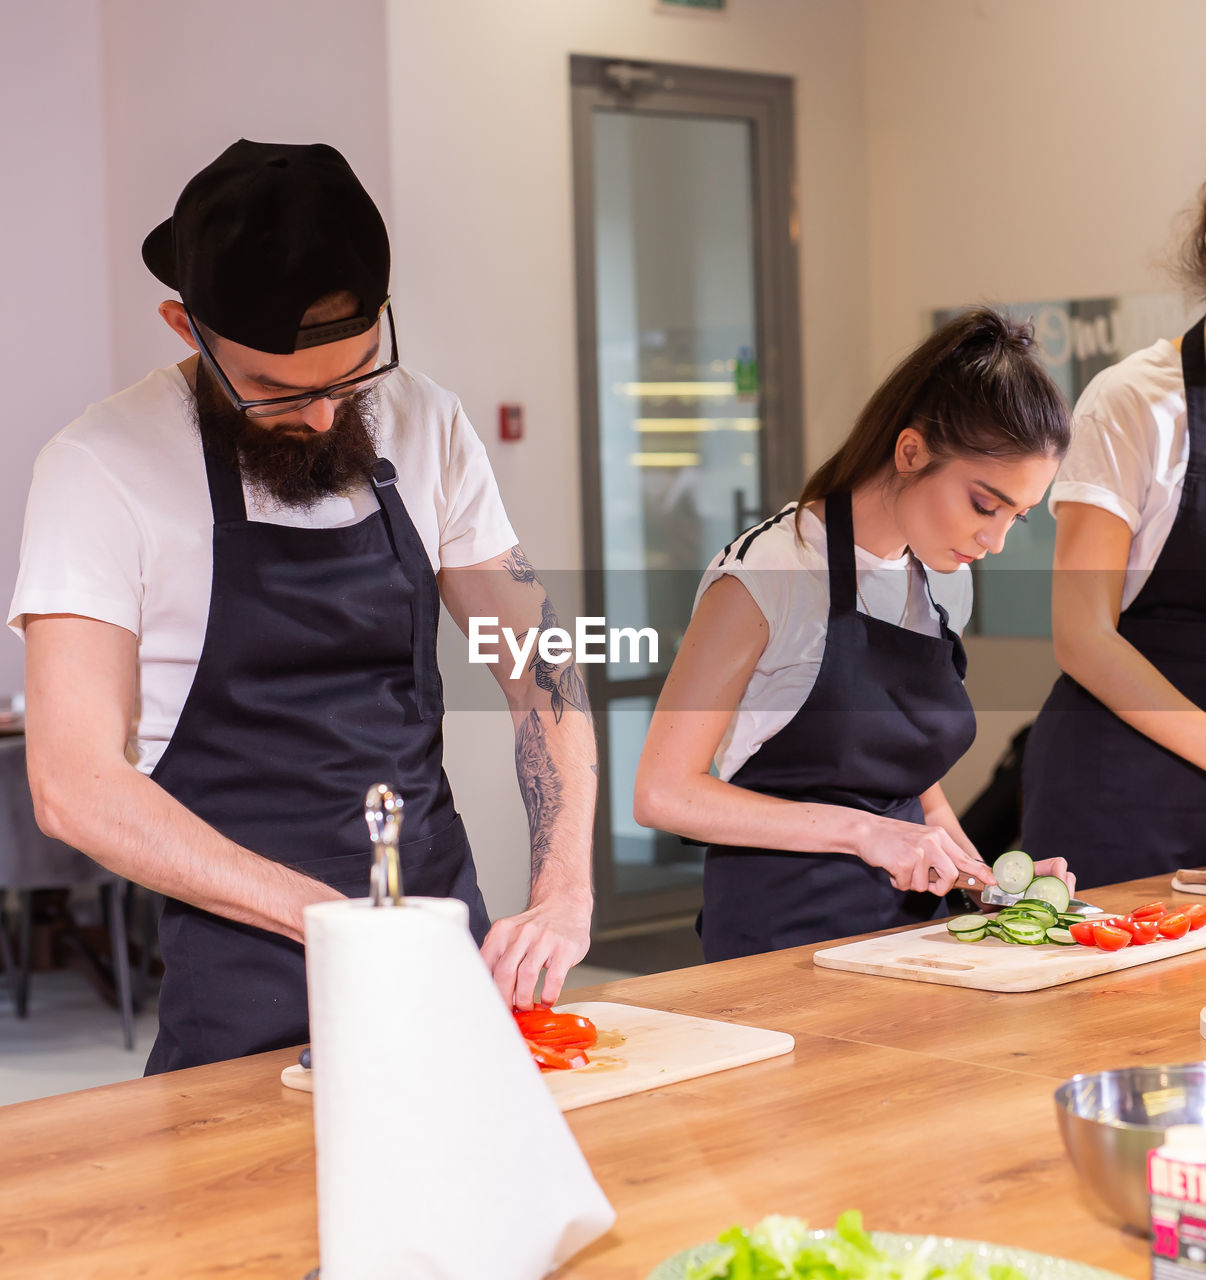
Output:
[646, 1210, 1126, 1280]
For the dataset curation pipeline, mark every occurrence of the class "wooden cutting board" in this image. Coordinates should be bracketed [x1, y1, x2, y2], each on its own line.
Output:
[280, 1001, 794, 1111]
[813, 918, 1206, 992]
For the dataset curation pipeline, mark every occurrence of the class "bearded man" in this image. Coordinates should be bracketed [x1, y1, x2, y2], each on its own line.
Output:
[8, 140, 596, 1073]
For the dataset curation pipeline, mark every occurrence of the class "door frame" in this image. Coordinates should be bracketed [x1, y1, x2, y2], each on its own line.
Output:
[570, 54, 804, 929]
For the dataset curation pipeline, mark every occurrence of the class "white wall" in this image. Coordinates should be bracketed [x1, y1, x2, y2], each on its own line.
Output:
[99, 0, 394, 392]
[0, 2, 113, 694]
[384, 0, 870, 915]
[863, 0, 1206, 810]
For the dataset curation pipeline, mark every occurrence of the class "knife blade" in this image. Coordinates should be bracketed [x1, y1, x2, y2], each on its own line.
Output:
[933, 868, 1100, 914]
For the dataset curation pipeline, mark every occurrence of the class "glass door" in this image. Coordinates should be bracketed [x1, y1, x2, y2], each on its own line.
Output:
[571, 57, 803, 929]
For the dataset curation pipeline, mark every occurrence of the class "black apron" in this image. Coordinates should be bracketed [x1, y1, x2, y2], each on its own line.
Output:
[145, 440, 490, 1074]
[700, 491, 977, 961]
[1021, 318, 1206, 890]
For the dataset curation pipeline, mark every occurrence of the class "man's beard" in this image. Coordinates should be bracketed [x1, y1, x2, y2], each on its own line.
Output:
[192, 363, 381, 510]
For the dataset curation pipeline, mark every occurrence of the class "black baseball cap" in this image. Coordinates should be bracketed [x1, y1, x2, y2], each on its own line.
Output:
[142, 139, 390, 354]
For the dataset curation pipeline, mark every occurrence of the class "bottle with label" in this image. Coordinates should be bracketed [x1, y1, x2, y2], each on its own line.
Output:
[1149, 1124, 1206, 1277]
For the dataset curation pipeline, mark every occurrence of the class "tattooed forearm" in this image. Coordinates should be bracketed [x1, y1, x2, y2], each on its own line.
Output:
[502, 546, 538, 586]
[515, 708, 564, 878]
[528, 595, 590, 724]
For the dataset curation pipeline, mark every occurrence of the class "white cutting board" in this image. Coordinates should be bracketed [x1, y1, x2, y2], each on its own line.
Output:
[813, 918, 1206, 992]
[280, 1001, 794, 1111]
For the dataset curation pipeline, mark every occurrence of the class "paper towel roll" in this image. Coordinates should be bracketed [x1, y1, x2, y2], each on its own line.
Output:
[305, 895, 615, 1279]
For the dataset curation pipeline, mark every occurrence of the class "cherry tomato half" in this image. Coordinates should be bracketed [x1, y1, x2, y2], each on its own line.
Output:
[1158, 912, 1192, 941]
[1131, 901, 1167, 921]
[1093, 923, 1132, 951]
[1069, 920, 1099, 946]
[1131, 920, 1160, 945]
[1186, 904, 1206, 931]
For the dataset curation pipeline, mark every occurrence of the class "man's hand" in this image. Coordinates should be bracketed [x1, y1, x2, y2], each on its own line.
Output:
[480, 892, 593, 1010]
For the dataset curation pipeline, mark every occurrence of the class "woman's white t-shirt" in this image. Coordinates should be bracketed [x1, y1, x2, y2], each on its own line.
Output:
[695, 504, 974, 781]
[7, 364, 517, 775]
[1048, 338, 1187, 607]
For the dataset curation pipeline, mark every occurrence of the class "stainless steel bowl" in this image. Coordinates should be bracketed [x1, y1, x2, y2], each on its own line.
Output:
[1054, 1062, 1206, 1233]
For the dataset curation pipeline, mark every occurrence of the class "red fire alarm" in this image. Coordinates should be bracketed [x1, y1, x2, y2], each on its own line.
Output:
[499, 403, 524, 442]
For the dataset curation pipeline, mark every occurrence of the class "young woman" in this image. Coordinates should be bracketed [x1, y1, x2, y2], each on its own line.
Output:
[635, 308, 1075, 961]
[1021, 189, 1206, 890]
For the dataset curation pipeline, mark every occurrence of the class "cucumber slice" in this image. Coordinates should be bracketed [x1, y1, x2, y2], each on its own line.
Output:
[952, 926, 987, 943]
[1000, 918, 1046, 945]
[1045, 926, 1077, 946]
[1025, 876, 1071, 913]
[1012, 899, 1059, 924]
[991, 849, 1035, 895]
[946, 914, 989, 936]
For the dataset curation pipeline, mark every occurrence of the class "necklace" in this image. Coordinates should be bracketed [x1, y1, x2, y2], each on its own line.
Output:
[855, 561, 912, 627]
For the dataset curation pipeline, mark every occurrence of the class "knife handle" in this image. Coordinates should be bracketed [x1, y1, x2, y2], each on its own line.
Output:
[928, 868, 993, 892]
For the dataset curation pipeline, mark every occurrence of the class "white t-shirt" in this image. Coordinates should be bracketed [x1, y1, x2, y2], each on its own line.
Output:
[7, 364, 517, 774]
[1048, 338, 1186, 608]
[695, 504, 974, 781]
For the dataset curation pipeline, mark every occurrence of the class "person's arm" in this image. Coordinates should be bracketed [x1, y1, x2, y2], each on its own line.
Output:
[438, 547, 595, 1010]
[634, 576, 994, 895]
[1051, 501, 1206, 770]
[918, 782, 1075, 897]
[23, 615, 342, 943]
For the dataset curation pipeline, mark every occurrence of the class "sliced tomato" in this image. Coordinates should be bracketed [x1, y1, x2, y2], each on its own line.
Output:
[513, 1009, 598, 1049]
[1130, 920, 1160, 945]
[525, 1039, 589, 1071]
[1111, 915, 1140, 936]
[1093, 923, 1132, 951]
[1069, 920, 1099, 946]
[1158, 912, 1192, 941]
[1185, 904, 1206, 931]
[1130, 901, 1167, 921]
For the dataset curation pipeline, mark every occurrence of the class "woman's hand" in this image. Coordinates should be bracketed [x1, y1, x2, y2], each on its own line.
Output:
[1032, 855, 1077, 897]
[857, 814, 996, 895]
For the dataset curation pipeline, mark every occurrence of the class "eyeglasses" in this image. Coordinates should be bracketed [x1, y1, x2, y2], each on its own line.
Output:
[185, 300, 398, 418]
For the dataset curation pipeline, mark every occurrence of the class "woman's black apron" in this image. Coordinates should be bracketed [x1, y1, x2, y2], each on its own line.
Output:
[700, 491, 977, 961]
[145, 441, 490, 1073]
[1021, 318, 1206, 890]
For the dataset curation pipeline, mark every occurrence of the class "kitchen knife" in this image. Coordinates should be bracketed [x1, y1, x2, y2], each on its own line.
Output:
[936, 868, 1100, 914]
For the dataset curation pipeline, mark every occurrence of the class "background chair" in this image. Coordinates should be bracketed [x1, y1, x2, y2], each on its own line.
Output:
[0, 735, 144, 1049]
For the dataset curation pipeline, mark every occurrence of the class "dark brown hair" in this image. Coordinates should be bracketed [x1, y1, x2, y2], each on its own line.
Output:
[797, 307, 1070, 518]
[1173, 182, 1206, 300]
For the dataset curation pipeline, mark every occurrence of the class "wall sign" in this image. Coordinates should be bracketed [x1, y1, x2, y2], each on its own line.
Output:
[932, 292, 1198, 638]
[657, 0, 726, 12]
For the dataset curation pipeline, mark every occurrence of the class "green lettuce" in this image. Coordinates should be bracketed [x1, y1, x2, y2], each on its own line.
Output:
[685, 1211, 1030, 1280]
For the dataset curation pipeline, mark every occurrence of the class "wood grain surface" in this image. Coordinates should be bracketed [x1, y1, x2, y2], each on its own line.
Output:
[812, 906, 1206, 990]
[1, 874, 1200, 1279]
[279, 1002, 795, 1111]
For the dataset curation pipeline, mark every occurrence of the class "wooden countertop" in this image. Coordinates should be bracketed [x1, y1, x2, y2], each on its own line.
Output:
[4, 874, 1201, 1278]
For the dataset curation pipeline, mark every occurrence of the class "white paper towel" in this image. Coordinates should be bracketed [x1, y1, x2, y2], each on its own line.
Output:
[305, 895, 616, 1279]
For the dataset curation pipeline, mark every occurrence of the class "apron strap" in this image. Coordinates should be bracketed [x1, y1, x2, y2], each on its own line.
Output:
[823, 491, 858, 616]
[370, 458, 443, 722]
[202, 440, 248, 524]
[1181, 316, 1206, 480]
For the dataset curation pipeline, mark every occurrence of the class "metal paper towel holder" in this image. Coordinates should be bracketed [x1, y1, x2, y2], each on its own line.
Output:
[364, 783, 404, 907]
